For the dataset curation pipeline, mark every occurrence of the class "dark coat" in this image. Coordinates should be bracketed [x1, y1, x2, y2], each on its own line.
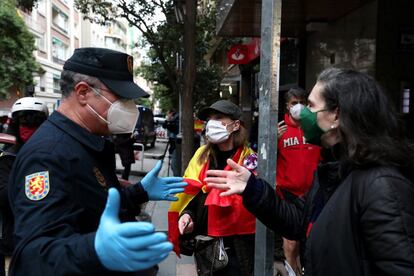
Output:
[242, 162, 414, 275]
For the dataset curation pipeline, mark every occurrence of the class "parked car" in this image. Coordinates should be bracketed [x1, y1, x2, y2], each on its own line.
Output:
[154, 114, 167, 140]
[134, 106, 156, 148]
[0, 133, 16, 152]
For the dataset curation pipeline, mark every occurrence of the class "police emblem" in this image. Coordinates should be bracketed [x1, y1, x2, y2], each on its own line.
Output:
[243, 153, 258, 170]
[127, 56, 133, 74]
[25, 171, 50, 201]
[93, 167, 107, 188]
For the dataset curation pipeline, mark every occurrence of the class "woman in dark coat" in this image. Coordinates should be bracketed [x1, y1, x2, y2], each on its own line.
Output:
[205, 68, 414, 276]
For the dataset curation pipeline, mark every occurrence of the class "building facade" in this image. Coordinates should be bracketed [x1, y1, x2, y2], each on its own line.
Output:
[20, 0, 81, 111]
[17, 0, 152, 113]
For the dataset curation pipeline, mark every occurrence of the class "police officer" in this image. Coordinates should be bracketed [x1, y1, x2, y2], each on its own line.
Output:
[8, 48, 187, 275]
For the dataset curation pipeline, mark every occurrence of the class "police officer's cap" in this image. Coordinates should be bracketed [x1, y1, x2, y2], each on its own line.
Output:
[63, 47, 149, 99]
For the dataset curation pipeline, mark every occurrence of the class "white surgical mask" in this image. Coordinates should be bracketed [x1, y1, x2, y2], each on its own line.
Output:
[205, 119, 233, 144]
[290, 103, 305, 120]
[87, 87, 139, 134]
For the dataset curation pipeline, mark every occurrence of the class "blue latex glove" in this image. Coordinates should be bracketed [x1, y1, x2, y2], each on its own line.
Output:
[95, 188, 172, 272]
[141, 160, 187, 201]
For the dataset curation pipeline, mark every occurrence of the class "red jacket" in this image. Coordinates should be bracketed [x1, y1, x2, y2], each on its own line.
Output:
[276, 114, 321, 196]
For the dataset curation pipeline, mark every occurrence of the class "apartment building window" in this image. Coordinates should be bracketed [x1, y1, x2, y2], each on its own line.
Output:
[37, 0, 46, 16]
[112, 22, 127, 37]
[53, 74, 61, 94]
[52, 6, 69, 33]
[105, 37, 126, 52]
[35, 33, 46, 52]
[52, 37, 68, 64]
[39, 74, 46, 92]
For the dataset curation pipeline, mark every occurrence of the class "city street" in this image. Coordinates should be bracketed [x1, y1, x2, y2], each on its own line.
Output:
[2, 0, 413, 275]
[116, 139, 196, 276]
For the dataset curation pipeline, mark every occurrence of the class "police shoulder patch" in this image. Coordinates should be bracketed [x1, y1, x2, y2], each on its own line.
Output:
[25, 171, 50, 201]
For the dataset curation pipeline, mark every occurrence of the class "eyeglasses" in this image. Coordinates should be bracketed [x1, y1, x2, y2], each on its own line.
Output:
[89, 86, 113, 95]
[89, 86, 117, 105]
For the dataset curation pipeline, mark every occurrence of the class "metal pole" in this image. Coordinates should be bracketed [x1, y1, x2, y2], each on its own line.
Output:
[255, 0, 282, 275]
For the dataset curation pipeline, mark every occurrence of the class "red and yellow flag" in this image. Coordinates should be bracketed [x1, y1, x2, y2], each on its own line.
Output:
[168, 145, 257, 256]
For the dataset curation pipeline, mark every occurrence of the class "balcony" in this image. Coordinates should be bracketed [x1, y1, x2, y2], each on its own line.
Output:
[52, 56, 66, 65]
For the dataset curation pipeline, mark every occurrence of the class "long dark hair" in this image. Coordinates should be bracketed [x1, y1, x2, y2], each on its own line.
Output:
[317, 68, 414, 168]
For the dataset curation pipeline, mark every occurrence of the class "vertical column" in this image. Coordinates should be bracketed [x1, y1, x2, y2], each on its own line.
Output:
[47, 0, 52, 62]
[255, 0, 282, 275]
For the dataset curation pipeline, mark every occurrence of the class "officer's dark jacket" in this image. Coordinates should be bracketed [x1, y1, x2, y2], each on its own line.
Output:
[242, 161, 414, 275]
[8, 112, 149, 275]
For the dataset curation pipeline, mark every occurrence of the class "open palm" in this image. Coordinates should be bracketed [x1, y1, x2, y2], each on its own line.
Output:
[204, 159, 251, 196]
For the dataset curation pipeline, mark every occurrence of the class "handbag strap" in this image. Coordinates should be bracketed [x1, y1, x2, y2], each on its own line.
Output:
[218, 238, 226, 261]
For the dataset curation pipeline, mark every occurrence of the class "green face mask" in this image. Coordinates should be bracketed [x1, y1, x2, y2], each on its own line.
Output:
[299, 107, 326, 145]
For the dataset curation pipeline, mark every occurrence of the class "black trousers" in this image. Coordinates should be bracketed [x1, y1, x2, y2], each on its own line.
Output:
[122, 164, 132, 180]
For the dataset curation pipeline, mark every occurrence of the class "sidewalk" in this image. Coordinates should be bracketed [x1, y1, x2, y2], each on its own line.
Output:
[115, 147, 164, 177]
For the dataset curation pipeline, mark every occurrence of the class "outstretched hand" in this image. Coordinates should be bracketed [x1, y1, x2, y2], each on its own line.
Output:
[141, 160, 187, 201]
[204, 159, 251, 196]
[95, 188, 172, 272]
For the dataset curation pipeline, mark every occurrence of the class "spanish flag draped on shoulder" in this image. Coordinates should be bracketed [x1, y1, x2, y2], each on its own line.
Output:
[168, 145, 257, 256]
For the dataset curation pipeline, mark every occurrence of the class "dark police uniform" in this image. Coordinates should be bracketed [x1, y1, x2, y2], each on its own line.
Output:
[8, 111, 149, 275]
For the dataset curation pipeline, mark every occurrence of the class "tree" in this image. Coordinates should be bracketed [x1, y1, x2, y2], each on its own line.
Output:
[137, 3, 226, 113]
[0, 0, 39, 99]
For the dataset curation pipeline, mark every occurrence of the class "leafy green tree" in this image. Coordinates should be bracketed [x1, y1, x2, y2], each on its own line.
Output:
[137, 4, 227, 113]
[0, 0, 39, 99]
[135, 97, 152, 108]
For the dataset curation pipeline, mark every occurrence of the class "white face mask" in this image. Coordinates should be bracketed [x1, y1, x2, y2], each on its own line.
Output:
[87, 88, 139, 134]
[290, 103, 305, 120]
[205, 119, 234, 144]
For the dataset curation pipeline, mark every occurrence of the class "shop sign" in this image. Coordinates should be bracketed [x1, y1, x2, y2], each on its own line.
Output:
[227, 38, 261, 64]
